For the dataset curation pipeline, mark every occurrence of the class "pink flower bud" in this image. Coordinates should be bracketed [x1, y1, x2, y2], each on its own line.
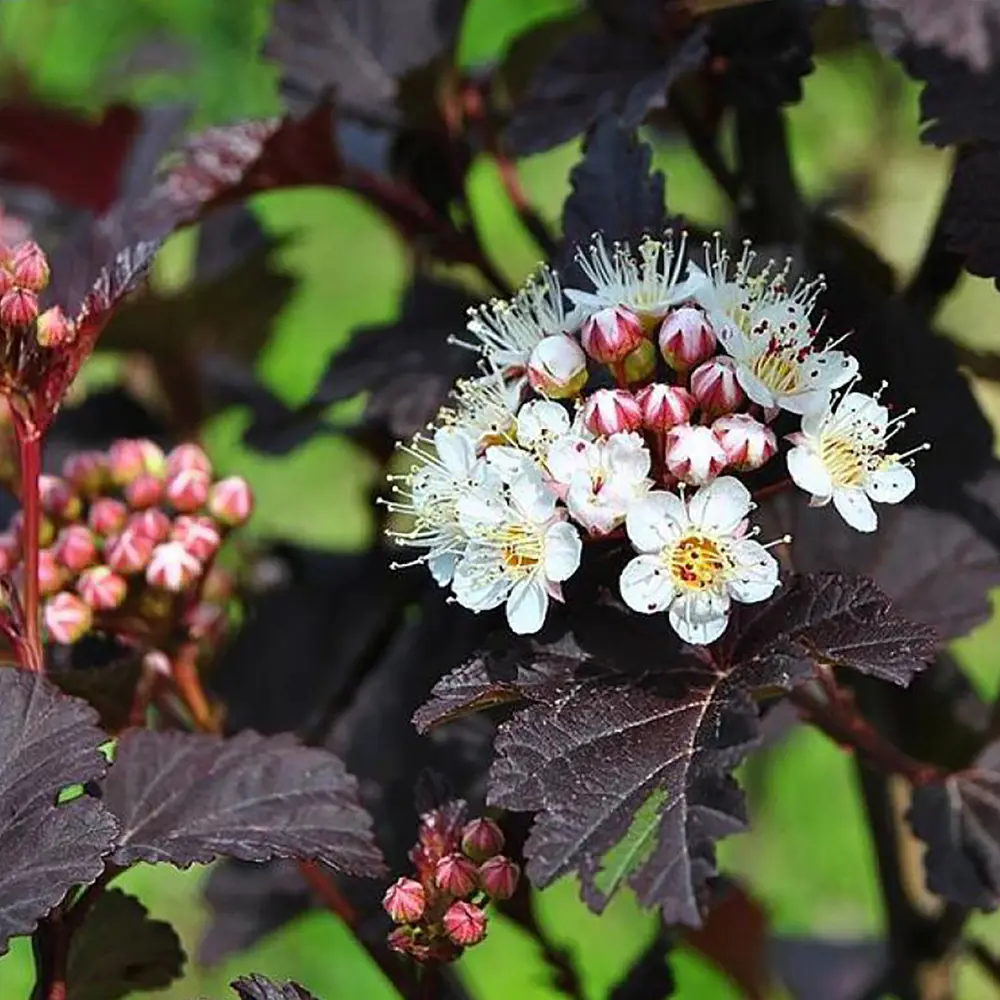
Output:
[478, 856, 520, 900]
[39, 515, 56, 549]
[690, 356, 744, 418]
[207, 476, 254, 527]
[435, 853, 479, 898]
[166, 443, 212, 479]
[0, 287, 37, 328]
[658, 306, 716, 371]
[0, 532, 18, 574]
[581, 388, 643, 437]
[125, 473, 164, 510]
[54, 525, 98, 574]
[88, 498, 128, 537]
[527, 335, 588, 399]
[711, 413, 777, 471]
[105, 529, 155, 575]
[442, 901, 487, 947]
[383, 877, 426, 924]
[37, 548, 65, 596]
[35, 306, 74, 348]
[44, 592, 92, 644]
[11, 241, 50, 292]
[580, 305, 645, 364]
[109, 439, 165, 486]
[0, 268, 12, 296]
[621, 338, 657, 386]
[171, 515, 221, 561]
[146, 541, 202, 592]
[39, 475, 81, 521]
[635, 383, 696, 433]
[461, 818, 505, 862]
[77, 566, 127, 611]
[63, 451, 107, 496]
[165, 468, 210, 513]
[128, 508, 172, 543]
[664, 424, 728, 485]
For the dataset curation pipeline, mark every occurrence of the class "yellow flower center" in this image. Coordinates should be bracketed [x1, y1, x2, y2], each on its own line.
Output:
[819, 434, 867, 488]
[668, 533, 732, 591]
[490, 523, 542, 577]
[752, 351, 799, 395]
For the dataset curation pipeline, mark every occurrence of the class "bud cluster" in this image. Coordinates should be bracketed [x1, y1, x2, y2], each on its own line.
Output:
[0, 438, 252, 651]
[383, 805, 519, 963]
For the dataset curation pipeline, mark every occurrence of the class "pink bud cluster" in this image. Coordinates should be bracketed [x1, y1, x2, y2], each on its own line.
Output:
[0, 439, 252, 649]
[384, 806, 519, 963]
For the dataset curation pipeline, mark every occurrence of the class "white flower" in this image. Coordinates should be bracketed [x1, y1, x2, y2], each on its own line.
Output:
[452, 464, 582, 634]
[547, 431, 652, 536]
[484, 399, 572, 480]
[565, 233, 706, 327]
[439, 372, 522, 450]
[786, 385, 926, 533]
[695, 238, 857, 415]
[384, 427, 492, 585]
[455, 266, 573, 378]
[619, 477, 784, 645]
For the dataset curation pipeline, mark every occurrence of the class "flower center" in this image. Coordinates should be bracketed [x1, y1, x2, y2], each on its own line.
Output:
[491, 523, 542, 577]
[819, 434, 867, 488]
[668, 533, 731, 591]
[752, 350, 799, 395]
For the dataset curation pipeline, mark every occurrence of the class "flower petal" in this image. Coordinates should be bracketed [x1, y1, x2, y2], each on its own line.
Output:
[787, 445, 834, 499]
[506, 577, 549, 634]
[544, 521, 582, 582]
[605, 432, 651, 485]
[434, 427, 477, 476]
[452, 550, 510, 610]
[428, 551, 460, 587]
[833, 488, 878, 532]
[801, 351, 858, 391]
[727, 539, 781, 603]
[865, 462, 915, 505]
[517, 399, 570, 448]
[780, 387, 831, 416]
[688, 476, 752, 534]
[510, 469, 557, 523]
[619, 555, 677, 615]
[547, 435, 598, 486]
[668, 590, 730, 645]
[734, 365, 777, 409]
[626, 492, 686, 553]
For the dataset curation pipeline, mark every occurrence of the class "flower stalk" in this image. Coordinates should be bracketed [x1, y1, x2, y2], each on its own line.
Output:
[13, 412, 43, 672]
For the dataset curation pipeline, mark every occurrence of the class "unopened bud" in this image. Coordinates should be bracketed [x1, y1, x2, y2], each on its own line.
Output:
[109, 439, 165, 486]
[658, 306, 716, 371]
[77, 566, 127, 611]
[690, 357, 744, 418]
[165, 468, 210, 513]
[54, 525, 98, 574]
[128, 508, 172, 543]
[0, 268, 12, 296]
[435, 853, 479, 898]
[11, 241, 49, 292]
[442, 901, 487, 947]
[146, 541, 202, 592]
[35, 306, 74, 348]
[461, 818, 505, 861]
[527, 335, 588, 399]
[166, 443, 212, 479]
[711, 413, 777, 471]
[125, 473, 164, 510]
[39, 515, 55, 549]
[37, 548, 65, 596]
[478, 856, 520, 900]
[39, 475, 81, 521]
[635, 383, 696, 433]
[581, 388, 642, 437]
[621, 338, 656, 386]
[664, 423, 728, 485]
[383, 878, 426, 924]
[580, 305, 645, 364]
[0, 287, 37, 328]
[207, 476, 254, 527]
[44, 592, 92, 644]
[88, 498, 128, 537]
[171, 515, 221, 561]
[63, 451, 107, 496]
[0, 532, 18, 574]
[105, 529, 155, 575]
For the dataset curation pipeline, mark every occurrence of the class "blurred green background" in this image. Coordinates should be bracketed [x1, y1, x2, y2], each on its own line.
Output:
[2, 1, 1000, 997]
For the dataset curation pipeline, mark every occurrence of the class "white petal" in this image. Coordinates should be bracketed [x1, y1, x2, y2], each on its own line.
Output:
[567, 482, 625, 536]
[688, 476, 752, 534]
[485, 445, 533, 480]
[547, 435, 598, 486]
[833, 488, 878, 532]
[428, 551, 460, 586]
[605, 432, 651, 485]
[668, 591, 730, 645]
[800, 351, 858, 391]
[543, 521, 582, 582]
[865, 462, 915, 505]
[511, 470, 557, 523]
[780, 388, 831, 416]
[506, 577, 549, 634]
[434, 427, 476, 477]
[799, 410, 825, 438]
[619, 555, 677, 614]
[787, 445, 834, 499]
[735, 365, 778, 409]
[626, 492, 686, 553]
[517, 400, 570, 447]
[727, 539, 780, 603]
[452, 552, 510, 611]
[457, 490, 507, 531]
[563, 289, 604, 309]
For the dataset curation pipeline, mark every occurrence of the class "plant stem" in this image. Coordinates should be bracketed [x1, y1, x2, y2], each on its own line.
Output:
[12, 414, 43, 673]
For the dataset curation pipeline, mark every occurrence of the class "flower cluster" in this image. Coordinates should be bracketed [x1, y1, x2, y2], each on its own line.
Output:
[383, 804, 519, 962]
[0, 437, 252, 652]
[385, 233, 927, 644]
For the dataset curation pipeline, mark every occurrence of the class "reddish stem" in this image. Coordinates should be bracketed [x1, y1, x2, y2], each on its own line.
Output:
[12, 414, 44, 673]
[752, 476, 793, 502]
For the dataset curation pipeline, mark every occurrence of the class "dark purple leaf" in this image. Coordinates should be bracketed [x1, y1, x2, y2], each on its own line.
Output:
[506, 19, 706, 155]
[0, 669, 118, 954]
[67, 888, 185, 1000]
[769, 936, 885, 1000]
[942, 144, 1000, 288]
[607, 923, 674, 1000]
[909, 739, 1000, 910]
[49, 655, 142, 735]
[230, 975, 320, 1000]
[100, 729, 385, 874]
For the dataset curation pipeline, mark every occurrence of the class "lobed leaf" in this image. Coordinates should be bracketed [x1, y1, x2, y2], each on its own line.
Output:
[100, 729, 385, 874]
[0, 669, 118, 954]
